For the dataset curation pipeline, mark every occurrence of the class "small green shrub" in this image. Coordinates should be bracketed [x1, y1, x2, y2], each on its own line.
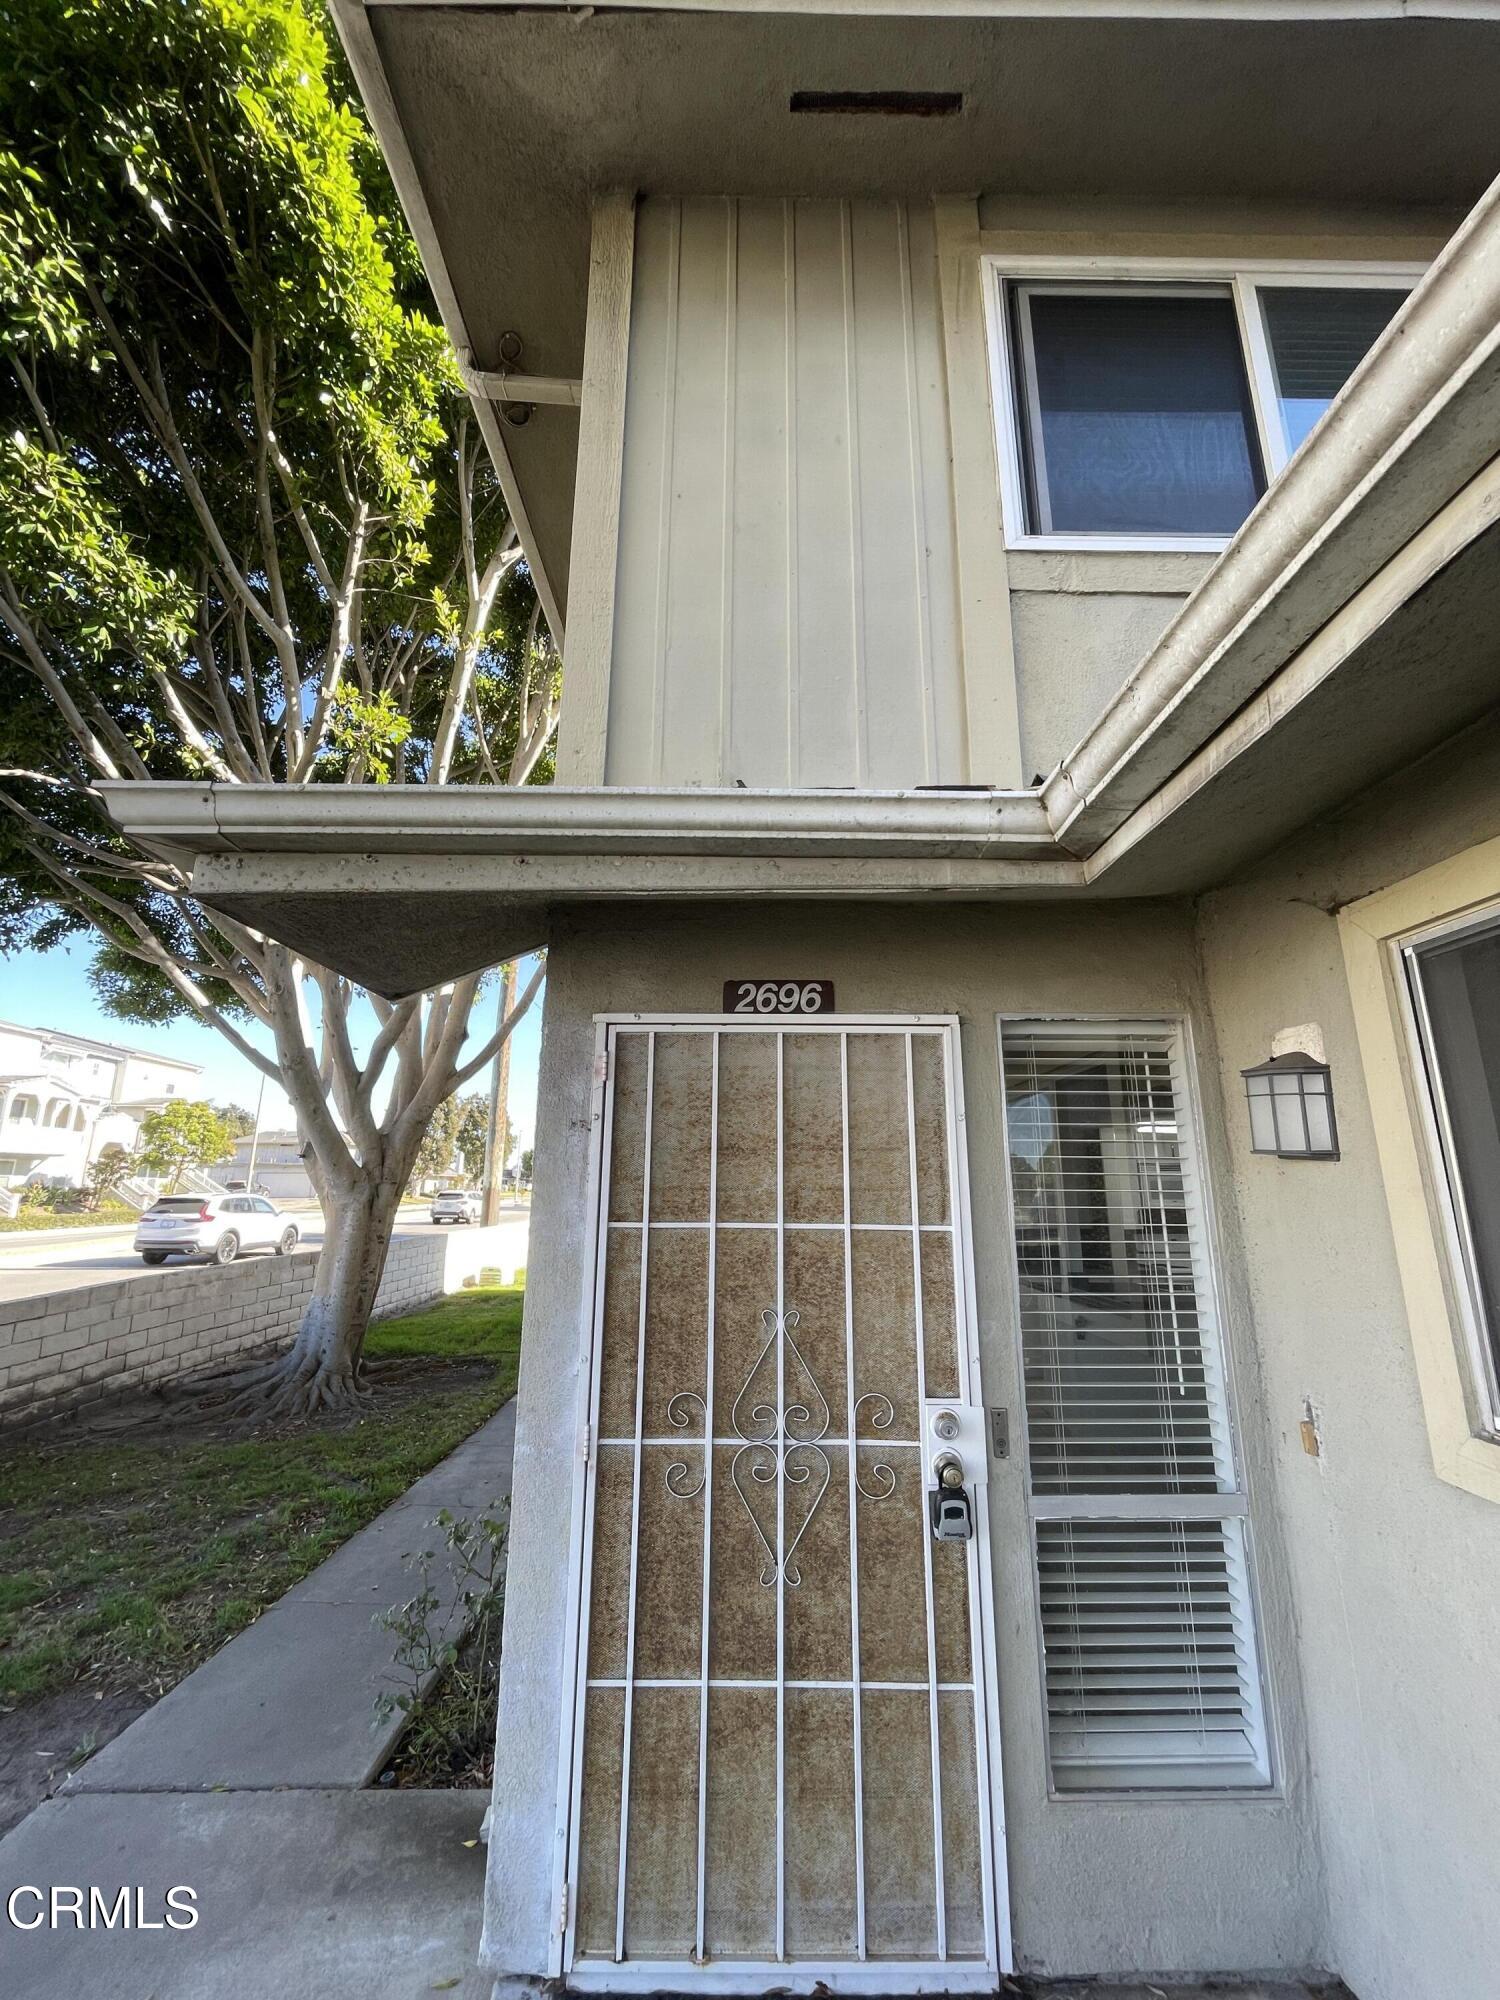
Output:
[373, 1507, 507, 1786]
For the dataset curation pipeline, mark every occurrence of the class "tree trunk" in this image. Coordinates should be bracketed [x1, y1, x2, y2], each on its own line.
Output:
[226, 1172, 406, 1418]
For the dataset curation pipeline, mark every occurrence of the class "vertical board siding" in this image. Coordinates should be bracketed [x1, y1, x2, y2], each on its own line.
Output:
[792, 199, 861, 785]
[608, 197, 970, 789]
[608, 199, 677, 786]
[731, 200, 794, 786]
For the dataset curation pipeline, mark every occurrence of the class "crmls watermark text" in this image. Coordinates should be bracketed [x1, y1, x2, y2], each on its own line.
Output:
[5, 1885, 199, 1931]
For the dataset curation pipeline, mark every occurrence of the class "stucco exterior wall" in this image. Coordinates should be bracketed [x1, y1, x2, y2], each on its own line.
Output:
[1194, 716, 1500, 2000]
[484, 900, 1321, 1984]
[1011, 585, 1191, 777]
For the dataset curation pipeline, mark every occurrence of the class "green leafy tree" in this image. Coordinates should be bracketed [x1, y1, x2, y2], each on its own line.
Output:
[0, 0, 551, 1413]
[136, 1099, 235, 1191]
[519, 1147, 534, 1186]
[84, 1139, 135, 1209]
[212, 1102, 256, 1139]
[455, 1093, 492, 1185]
[409, 1092, 462, 1190]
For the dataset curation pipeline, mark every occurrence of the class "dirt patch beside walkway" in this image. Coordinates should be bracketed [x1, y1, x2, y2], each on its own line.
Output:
[0, 1284, 521, 1833]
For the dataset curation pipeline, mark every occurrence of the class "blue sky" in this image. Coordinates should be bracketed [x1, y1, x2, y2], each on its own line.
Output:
[0, 939, 544, 1155]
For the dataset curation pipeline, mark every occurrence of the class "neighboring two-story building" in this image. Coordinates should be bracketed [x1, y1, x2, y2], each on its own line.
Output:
[0, 1019, 202, 1198]
[223, 1128, 316, 1202]
[104, 6, 1500, 1996]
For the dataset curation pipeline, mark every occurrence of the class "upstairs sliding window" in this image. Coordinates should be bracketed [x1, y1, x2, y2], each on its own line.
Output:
[1015, 287, 1265, 539]
[999, 1021, 1272, 1793]
[991, 268, 1418, 550]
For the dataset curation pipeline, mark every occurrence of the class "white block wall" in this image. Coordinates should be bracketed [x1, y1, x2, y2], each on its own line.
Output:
[0, 1223, 520, 1426]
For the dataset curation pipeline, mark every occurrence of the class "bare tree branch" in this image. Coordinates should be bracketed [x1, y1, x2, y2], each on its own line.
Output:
[0, 575, 125, 780]
[447, 956, 547, 1093]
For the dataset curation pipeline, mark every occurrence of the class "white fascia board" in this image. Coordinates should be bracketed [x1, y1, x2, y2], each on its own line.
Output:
[1044, 167, 1500, 853]
[189, 850, 1086, 902]
[98, 783, 1053, 866]
[324, 0, 566, 643]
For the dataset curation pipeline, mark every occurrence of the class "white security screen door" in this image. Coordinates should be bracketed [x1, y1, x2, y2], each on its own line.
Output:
[559, 1019, 1006, 1990]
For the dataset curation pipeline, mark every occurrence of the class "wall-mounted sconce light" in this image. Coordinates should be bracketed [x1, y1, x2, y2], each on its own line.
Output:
[1241, 1050, 1339, 1160]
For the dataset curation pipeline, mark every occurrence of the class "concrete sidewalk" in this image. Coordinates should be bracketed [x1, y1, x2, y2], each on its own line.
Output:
[0, 1788, 492, 2000]
[66, 1399, 516, 1795]
[0, 1401, 515, 1999]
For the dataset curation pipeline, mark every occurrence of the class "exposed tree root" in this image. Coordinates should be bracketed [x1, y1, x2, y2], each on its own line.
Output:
[222, 1350, 369, 1424]
[162, 1345, 370, 1427]
[163, 1353, 288, 1400]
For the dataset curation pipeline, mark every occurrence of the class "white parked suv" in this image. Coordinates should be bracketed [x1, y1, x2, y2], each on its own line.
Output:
[135, 1193, 300, 1266]
[430, 1188, 482, 1225]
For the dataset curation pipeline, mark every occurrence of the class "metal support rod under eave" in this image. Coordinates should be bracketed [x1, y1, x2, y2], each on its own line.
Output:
[461, 366, 585, 407]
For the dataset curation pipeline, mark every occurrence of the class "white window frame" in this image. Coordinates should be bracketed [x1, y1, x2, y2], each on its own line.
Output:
[1340, 842, 1500, 1507]
[981, 257, 1425, 554]
[995, 1013, 1275, 1797]
[1400, 903, 1500, 1441]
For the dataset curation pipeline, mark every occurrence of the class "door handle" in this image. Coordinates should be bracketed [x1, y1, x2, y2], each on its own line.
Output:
[928, 1451, 975, 1542]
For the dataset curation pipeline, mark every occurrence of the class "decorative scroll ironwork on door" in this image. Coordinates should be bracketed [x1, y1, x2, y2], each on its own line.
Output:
[562, 1022, 1004, 1989]
[666, 1307, 897, 1589]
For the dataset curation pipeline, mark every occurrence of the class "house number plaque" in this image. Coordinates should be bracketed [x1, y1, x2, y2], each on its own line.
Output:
[723, 978, 835, 1015]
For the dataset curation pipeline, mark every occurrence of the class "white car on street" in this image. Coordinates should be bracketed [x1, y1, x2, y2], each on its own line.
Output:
[430, 1189, 482, 1225]
[134, 1193, 300, 1266]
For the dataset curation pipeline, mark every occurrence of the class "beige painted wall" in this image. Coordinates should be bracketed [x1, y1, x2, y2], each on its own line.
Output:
[1011, 585, 1192, 777]
[1194, 714, 1500, 2000]
[485, 898, 1322, 1984]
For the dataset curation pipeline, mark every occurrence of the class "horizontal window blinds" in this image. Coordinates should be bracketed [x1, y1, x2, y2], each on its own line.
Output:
[1001, 1024, 1270, 1792]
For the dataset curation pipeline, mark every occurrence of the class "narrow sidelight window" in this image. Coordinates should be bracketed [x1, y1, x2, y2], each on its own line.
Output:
[1404, 905, 1500, 1436]
[1013, 286, 1265, 538]
[999, 1022, 1271, 1792]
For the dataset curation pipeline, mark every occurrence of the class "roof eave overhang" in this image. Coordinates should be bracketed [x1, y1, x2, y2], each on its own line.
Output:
[326, 0, 568, 643]
[330, 0, 1500, 633]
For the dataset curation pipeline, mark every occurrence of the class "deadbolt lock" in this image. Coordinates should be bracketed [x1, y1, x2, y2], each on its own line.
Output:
[932, 1408, 961, 1443]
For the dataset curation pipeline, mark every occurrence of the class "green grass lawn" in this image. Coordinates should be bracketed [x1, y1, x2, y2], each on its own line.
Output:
[0, 1284, 523, 1707]
[0, 1201, 138, 1233]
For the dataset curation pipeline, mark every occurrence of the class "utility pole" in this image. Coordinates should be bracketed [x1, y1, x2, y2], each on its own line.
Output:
[481, 962, 516, 1227]
[246, 1071, 267, 1190]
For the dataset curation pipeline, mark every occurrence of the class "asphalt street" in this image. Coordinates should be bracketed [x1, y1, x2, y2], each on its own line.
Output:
[0, 1204, 529, 1304]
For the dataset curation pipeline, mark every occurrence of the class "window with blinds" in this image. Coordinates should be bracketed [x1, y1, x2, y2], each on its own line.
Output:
[1258, 284, 1407, 457]
[1000, 1022, 1271, 1793]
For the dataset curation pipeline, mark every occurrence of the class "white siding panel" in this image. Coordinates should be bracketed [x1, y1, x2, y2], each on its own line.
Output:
[791, 199, 860, 785]
[907, 203, 970, 788]
[608, 199, 677, 785]
[728, 200, 794, 786]
[660, 199, 732, 783]
[607, 197, 972, 789]
[850, 200, 934, 788]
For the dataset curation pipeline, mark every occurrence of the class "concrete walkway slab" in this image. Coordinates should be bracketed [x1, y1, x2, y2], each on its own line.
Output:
[66, 1401, 515, 1796]
[0, 1788, 491, 2000]
[1026, 1986, 1341, 1998]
